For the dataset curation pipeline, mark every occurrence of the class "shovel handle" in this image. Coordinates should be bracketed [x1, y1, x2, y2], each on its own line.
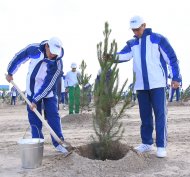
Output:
[5, 74, 67, 147]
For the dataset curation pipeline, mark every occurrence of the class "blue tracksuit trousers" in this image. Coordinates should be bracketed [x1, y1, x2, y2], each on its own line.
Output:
[27, 95, 64, 147]
[169, 87, 180, 102]
[137, 88, 167, 147]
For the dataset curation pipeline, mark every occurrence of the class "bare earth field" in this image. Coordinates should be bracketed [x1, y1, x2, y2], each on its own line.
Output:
[0, 102, 190, 177]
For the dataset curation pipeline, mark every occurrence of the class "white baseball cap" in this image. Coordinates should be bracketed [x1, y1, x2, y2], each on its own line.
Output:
[129, 16, 144, 29]
[71, 63, 77, 68]
[48, 37, 62, 56]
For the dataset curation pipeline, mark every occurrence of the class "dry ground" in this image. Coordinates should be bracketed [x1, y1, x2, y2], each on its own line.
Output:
[0, 101, 190, 177]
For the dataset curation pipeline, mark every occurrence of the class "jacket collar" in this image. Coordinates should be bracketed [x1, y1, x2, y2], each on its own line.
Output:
[134, 28, 152, 38]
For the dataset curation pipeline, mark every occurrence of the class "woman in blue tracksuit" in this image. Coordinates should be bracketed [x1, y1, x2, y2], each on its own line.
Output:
[6, 37, 69, 155]
[116, 16, 181, 158]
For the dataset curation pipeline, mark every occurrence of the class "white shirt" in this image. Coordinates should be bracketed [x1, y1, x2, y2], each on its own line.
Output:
[12, 91, 17, 96]
[61, 77, 65, 92]
[64, 71, 81, 87]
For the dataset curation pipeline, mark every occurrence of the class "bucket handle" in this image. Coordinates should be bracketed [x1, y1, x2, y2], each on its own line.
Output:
[23, 124, 42, 143]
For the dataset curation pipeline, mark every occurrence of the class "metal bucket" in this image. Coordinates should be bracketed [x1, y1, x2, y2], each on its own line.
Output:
[18, 138, 44, 169]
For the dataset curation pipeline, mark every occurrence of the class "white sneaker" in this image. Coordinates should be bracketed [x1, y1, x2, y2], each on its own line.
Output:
[156, 147, 167, 158]
[135, 144, 153, 153]
[55, 144, 68, 154]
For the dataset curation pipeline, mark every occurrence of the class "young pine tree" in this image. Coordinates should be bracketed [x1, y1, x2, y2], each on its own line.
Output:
[92, 22, 131, 160]
[78, 60, 92, 113]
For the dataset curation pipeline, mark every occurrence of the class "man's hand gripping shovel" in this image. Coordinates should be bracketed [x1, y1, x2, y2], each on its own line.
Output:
[5, 74, 73, 158]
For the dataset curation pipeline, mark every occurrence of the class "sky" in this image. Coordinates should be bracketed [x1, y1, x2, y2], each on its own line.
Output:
[0, 0, 189, 91]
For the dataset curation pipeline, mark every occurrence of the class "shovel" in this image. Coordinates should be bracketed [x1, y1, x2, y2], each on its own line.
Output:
[6, 74, 71, 149]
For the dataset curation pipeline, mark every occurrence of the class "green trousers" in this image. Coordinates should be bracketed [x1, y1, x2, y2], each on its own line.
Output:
[68, 85, 80, 114]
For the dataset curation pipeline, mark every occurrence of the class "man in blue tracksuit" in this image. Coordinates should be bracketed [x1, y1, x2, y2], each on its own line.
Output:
[6, 37, 69, 155]
[116, 16, 181, 157]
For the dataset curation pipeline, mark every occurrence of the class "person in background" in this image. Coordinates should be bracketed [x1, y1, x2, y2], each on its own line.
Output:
[55, 72, 63, 110]
[60, 74, 67, 109]
[83, 83, 92, 105]
[132, 90, 137, 103]
[128, 83, 136, 103]
[64, 63, 81, 114]
[113, 15, 181, 158]
[6, 37, 70, 156]
[1, 90, 5, 103]
[166, 84, 170, 100]
[10, 86, 18, 105]
[169, 74, 182, 102]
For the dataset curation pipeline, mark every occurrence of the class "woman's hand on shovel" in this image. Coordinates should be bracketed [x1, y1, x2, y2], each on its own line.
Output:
[30, 102, 37, 111]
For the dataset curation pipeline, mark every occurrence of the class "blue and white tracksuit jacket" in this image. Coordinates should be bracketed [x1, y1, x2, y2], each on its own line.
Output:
[117, 28, 181, 147]
[7, 40, 64, 147]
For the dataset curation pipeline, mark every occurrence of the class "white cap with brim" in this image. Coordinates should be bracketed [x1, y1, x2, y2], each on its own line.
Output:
[129, 16, 144, 29]
[71, 63, 77, 68]
[48, 37, 63, 56]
